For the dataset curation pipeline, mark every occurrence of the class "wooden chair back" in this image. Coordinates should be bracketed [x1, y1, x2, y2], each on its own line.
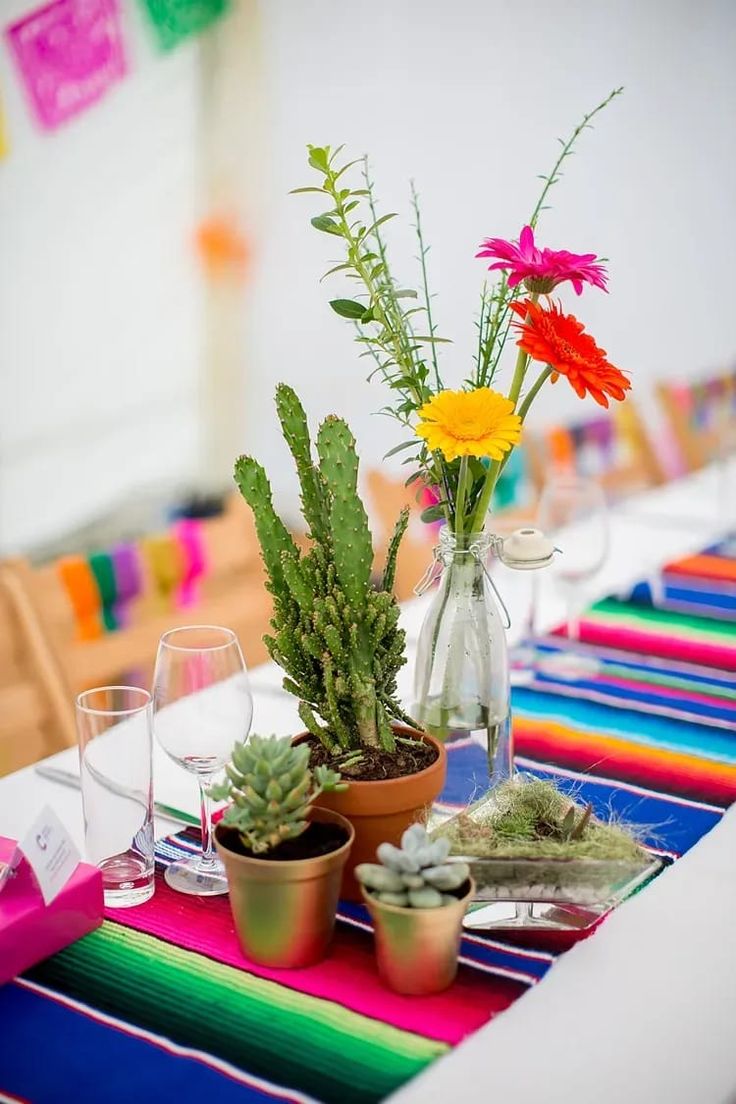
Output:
[656, 371, 736, 473]
[366, 470, 436, 602]
[1, 494, 275, 742]
[0, 562, 77, 776]
[526, 402, 663, 501]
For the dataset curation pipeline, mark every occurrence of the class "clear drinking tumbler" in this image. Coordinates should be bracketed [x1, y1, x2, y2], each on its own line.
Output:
[76, 685, 155, 907]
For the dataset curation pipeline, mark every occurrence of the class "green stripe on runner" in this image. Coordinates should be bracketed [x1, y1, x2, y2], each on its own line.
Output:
[155, 802, 200, 826]
[599, 661, 736, 701]
[28, 922, 445, 1104]
[588, 599, 736, 642]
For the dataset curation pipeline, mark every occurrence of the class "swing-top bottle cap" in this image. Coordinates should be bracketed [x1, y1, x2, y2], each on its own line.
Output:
[499, 527, 556, 570]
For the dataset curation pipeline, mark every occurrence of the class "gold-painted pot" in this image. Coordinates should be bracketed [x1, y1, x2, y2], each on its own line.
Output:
[215, 808, 354, 969]
[362, 879, 475, 995]
[295, 728, 447, 901]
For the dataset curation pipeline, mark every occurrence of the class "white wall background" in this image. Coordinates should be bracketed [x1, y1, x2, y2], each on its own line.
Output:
[1, 0, 735, 551]
[0, 0, 204, 553]
[250, 0, 736, 511]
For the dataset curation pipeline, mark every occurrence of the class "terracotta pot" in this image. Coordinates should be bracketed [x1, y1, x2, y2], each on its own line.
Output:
[362, 879, 475, 995]
[295, 727, 447, 901]
[214, 807, 354, 968]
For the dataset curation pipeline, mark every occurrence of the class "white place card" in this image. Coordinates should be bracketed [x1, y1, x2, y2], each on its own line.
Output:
[19, 805, 80, 905]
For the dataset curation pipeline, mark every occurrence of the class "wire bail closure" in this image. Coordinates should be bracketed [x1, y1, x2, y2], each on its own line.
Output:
[414, 526, 557, 628]
[413, 545, 443, 597]
[413, 533, 513, 629]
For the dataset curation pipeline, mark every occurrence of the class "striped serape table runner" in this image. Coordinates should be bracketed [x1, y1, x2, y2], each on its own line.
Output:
[2, 542, 735, 1104]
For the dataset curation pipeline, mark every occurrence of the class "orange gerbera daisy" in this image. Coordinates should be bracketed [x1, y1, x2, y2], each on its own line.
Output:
[511, 299, 630, 408]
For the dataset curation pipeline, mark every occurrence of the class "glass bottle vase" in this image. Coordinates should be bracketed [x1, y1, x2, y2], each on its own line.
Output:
[413, 528, 512, 787]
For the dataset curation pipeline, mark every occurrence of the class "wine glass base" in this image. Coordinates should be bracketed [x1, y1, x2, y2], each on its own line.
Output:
[538, 650, 601, 681]
[164, 856, 229, 896]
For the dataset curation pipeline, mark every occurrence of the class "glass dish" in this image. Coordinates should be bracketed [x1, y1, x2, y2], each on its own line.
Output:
[458, 853, 663, 931]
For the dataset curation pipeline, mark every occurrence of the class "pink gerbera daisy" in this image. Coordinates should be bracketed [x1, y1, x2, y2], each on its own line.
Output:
[476, 225, 608, 296]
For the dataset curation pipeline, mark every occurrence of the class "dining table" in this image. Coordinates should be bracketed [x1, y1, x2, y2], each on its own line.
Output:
[1, 463, 735, 1104]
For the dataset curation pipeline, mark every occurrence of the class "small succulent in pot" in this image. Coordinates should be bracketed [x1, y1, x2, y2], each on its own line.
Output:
[357, 825, 474, 996]
[356, 824, 470, 908]
[210, 734, 346, 855]
[212, 735, 354, 969]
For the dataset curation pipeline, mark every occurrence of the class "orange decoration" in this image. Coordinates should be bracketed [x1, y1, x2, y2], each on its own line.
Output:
[57, 557, 102, 641]
[195, 215, 250, 280]
[547, 426, 575, 470]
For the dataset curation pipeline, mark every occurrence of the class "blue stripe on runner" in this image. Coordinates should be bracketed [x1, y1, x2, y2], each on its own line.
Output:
[0, 981, 314, 1104]
[659, 598, 736, 620]
[442, 740, 494, 806]
[336, 902, 554, 985]
[629, 580, 736, 617]
[528, 673, 736, 727]
[517, 761, 723, 856]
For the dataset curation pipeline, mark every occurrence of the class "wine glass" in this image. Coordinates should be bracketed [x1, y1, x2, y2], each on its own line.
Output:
[152, 625, 253, 895]
[536, 476, 609, 679]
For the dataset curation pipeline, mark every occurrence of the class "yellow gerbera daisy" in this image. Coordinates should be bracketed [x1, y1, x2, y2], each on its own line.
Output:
[415, 387, 522, 462]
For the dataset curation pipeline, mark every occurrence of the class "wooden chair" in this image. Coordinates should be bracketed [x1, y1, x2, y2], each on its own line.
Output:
[366, 458, 538, 600]
[0, 562, 77, 776]
[656, 371, 736, 473]
[366, 470, 434, 602]
[526, 402, 664, 502]
[0, 494, 276, 754]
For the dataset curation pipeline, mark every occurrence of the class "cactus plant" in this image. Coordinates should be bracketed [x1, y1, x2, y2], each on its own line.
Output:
[234, 384, 418, 755]
[209, 735, 346, 854]
[356, 824, 470, 908]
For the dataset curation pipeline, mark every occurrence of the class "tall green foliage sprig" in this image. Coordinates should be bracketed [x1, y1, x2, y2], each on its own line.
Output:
[292, 148, 452, 523]
[292, 147, 450, 422]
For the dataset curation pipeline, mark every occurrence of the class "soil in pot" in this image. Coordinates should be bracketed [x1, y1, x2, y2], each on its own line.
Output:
[296, 728, 447, 901]
[305, 735, 438, 781]
[216, 822, 349, 862]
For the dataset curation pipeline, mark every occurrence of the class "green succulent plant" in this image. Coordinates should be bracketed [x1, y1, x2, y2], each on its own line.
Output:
[559, 801, 593, 842]
[356, 824, 470, 909]
[210, 734, 346, 854]
[234, 383, 418, 756]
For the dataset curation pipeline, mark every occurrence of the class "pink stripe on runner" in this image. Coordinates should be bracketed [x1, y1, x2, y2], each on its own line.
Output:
[536, 633, 734, 682]
[573, 622, 736, 672]
[107, 879, 522, 1045]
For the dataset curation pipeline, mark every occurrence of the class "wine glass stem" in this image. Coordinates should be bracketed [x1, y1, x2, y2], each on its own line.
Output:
[198, 777, 216, 868]
[517, 901, 533, 924]
[567, 588, 580, 643]
[526, 572, 539, 642]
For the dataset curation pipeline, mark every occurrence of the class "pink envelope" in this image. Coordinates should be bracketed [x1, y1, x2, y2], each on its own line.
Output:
[0, 836, 103, 985]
